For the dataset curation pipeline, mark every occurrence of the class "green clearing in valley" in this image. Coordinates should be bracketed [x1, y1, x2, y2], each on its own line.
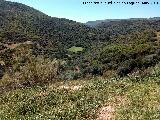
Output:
[68, 46, 84, 53]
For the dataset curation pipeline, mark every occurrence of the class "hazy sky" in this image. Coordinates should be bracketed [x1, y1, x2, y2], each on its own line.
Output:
[8, 0, 160, 23]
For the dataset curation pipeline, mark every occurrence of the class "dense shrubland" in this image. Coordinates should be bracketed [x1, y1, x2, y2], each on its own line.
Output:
[0, 63, 160, 119]
[1, 0, 160, 89]
[0, 1, 160, 119]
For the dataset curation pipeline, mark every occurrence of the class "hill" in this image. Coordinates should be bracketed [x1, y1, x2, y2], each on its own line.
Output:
[0, 1, 160, 119]
[0, 0, 110, 89]
[86, 19, 123, 27]
[86, 18, 160, 37]
[86, 17, 160, 27]
[0, 0, 109, 58]
[0, 0, 160, 89]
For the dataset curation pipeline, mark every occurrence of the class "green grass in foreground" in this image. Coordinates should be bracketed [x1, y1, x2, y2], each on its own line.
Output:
[0, 75, 160, 120]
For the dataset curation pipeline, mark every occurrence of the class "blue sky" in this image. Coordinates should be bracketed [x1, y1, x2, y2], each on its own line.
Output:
[8, 0, 160, 23]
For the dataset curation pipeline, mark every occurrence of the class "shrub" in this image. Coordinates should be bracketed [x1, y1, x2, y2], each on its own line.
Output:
[149, 37, 157, 42]
[18, 56, 58, 84]
[103, 70, 116, 78]
[117, 67, 131, 77]
[91, 66, 103, 76]
[60, 70, 81, 80]
[2, 56, 59, 87]
[0, 73, 12, 86]
[125, 59, 138, 70]
[0, 64, 5, 79]
[117, 59, 138, 77]
[141, 54, 159, 68]
[155, 49, 160, 55]
[84, 65, 103, 76]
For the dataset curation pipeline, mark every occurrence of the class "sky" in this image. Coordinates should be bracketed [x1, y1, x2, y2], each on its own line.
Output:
[8, 0, 160, 23]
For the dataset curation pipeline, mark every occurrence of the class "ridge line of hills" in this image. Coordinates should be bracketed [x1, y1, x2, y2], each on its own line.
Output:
[85, 17, 160, 27]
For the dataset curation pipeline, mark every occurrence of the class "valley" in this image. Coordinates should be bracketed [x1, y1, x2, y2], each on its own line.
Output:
[0, 0, 160, 119]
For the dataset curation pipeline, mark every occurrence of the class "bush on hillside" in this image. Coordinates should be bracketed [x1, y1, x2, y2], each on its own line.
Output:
[141, 54, 159, 68]
[60, 70, 81, 80]
[117, 59, 137, 77]
[1, 56, 59, 87]
[117, 67, 131, 77]
[0, 64, 5, 79]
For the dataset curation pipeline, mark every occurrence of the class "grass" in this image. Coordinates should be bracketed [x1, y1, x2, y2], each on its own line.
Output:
[68, 46, 84, 53]
[116, 79, 160, 119]
[0, 75, 160, 120]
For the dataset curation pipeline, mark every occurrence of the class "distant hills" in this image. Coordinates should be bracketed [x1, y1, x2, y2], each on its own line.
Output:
[86, 17, 160, 38]
[86, 17, 160, 27]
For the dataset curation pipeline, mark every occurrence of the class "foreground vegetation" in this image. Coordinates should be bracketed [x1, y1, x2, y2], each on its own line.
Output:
[1, 63, 160, 120]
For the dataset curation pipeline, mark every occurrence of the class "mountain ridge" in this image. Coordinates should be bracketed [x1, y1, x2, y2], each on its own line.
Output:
[86, 17, 160, 27]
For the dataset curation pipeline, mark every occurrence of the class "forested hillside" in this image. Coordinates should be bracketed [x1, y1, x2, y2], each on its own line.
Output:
[0, 0, 109, 58]
[86, 18, 160, 36]
[0, 0, 160, 90]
